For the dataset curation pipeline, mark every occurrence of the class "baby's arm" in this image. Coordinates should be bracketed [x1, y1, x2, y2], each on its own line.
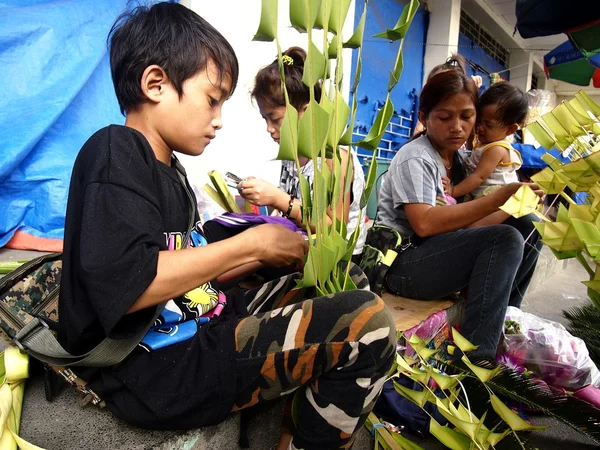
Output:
[451, 146, 507, 198]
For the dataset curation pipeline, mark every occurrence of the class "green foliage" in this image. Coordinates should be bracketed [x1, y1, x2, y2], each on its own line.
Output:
[253, 0, 420, 294]
[390, 332, 600, 450]
[564, 304, 600, 365]
[481, 360, 600, 445]
[253, 0, 278, 41]
[524, 91, 600, 364]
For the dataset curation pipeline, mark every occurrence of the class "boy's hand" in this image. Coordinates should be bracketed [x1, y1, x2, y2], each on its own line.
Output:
[245, 224, 308, 270]
[238, 177, 289, 210]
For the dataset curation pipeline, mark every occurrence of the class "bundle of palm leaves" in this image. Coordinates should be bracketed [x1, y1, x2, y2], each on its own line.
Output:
[564, 303, 600, 366]
[451, 359, 600, 446]
[383, 331, 600, 450]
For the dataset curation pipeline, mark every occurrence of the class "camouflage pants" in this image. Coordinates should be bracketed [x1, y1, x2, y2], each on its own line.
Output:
[233, 264, 396, 449]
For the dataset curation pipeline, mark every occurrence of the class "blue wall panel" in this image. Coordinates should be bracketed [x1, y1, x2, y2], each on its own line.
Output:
[458, 33, 509, 92]
[350, 1, 429, 159]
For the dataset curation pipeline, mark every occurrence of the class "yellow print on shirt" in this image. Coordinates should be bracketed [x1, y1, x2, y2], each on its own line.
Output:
[184, 283, 219, 314]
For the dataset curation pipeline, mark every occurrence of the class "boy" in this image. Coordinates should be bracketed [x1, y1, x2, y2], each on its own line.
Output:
[59, 3, 395, 449]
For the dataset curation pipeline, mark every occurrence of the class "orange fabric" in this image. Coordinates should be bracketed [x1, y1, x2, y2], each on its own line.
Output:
[346, 300, 385, 341]
[232, 388, 260, 411]
[5, 231, 63, 252]
[291, 344, 319, 384]
[294, 301, 313, 349]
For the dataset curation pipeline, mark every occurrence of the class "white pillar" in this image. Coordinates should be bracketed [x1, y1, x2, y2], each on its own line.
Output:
[508, 51, 534, 92]
[422, 0, 462, 85]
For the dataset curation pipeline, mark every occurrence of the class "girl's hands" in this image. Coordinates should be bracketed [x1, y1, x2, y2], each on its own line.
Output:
[238, 177, 289, 210]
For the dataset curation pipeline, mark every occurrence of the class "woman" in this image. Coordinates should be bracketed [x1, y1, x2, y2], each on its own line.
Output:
[376, 70, 542, 358]
[413, 53, 482, 139]
[239, 47, 367, 259]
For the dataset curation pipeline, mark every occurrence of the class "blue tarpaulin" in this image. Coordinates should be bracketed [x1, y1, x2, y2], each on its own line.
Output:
[512, 143, 571, 169]
[0, 1, 154, 250]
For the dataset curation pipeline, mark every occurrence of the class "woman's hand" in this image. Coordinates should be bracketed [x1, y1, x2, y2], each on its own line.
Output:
[244, 224, 308, 270]
[238, 177, 289, 210]
[492, 182, 545, 206]
[527, 183, 546, 202]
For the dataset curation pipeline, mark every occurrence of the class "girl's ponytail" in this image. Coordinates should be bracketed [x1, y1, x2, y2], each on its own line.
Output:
[252, 46, 320, 111]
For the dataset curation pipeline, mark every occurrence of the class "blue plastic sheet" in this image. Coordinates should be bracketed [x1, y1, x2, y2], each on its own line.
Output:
[0, 1, 140, 247]
[512, 143, 571, 169]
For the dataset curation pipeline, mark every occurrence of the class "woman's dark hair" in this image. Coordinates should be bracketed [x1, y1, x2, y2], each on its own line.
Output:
[479, 82, 529, 126]
[109, 2, 239, 115]
[427, 53, 468, 82]
[251, 46, 322, 111]
[419, 70, 479, 118]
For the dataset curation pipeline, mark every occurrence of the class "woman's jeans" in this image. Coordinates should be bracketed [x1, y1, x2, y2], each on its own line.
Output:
[386, 215, 541, 358]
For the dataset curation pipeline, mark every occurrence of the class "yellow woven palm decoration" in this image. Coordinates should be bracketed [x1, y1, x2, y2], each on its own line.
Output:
[499, 185, 540, 219]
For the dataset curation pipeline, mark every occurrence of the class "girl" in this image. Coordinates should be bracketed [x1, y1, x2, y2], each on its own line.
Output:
[376, 70, 542, 358]
[446, 82, 528, 199]
[238, 47, 367, 259]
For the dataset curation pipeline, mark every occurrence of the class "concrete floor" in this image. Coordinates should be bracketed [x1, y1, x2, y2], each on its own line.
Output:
[1, 247, 598, 449]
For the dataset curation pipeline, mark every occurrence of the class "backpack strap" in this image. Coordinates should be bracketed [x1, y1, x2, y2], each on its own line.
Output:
[173, 156, 196, 249]
[14, 306, 163, 367]
[13, 157, 197, 368]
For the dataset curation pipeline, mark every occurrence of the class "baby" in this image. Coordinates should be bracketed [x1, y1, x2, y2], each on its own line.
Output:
[445, 82, 528, 199]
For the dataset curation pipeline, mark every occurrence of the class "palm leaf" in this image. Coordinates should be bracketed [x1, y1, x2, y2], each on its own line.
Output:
[402, 359, 535, 450]
[564, 304, 600, 364]
[480, 362, 600, 444]
[440, 359, 600, 445]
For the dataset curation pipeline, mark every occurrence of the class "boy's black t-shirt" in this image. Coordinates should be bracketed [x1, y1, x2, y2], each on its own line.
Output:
[59, 125, 244, 429]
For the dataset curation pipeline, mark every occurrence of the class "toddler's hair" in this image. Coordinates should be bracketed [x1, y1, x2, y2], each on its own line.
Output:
[479, 82, 529, 127]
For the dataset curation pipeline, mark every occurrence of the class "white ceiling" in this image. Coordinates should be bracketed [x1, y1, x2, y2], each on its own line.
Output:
[461, 0, 598, 96]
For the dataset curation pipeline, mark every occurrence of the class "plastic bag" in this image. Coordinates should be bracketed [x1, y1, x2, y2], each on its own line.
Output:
[497, 307, 600, 390]
[401, 310, 452, 359]
[192, 185, 226, 223]
[525, 89, 557, 124]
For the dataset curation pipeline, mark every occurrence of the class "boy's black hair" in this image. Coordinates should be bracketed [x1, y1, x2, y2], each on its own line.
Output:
[109, 2, 239, 115]
[479, 82, 529, 127]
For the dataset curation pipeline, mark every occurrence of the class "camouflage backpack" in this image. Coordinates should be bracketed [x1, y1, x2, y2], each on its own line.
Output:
[0, 254, 166, 406]
[0, 253, 62, 343]
[358, 225, 406, 296]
